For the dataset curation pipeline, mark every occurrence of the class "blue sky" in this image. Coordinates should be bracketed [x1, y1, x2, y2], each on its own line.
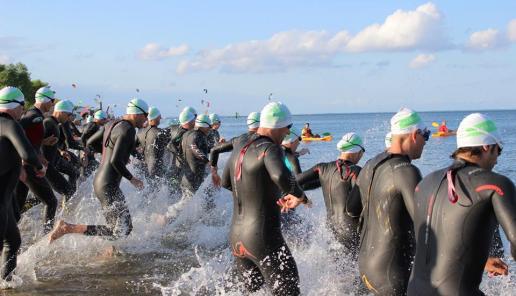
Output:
[1, 0, 515, 116]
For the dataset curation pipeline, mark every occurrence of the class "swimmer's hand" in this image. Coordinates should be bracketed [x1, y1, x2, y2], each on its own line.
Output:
[42, 136, 58, 146]
[276, 195, 311, 213]
[211, 167, 221, 187]
[219, 138, 226, 143]
[19, 167, 27, 182]
[130, 177, 144, 190]
[151, 213, 168, 226]
[60, 150, 71, 161]
[485, 257, 509, 277]
[35, 166, 47, 178]
[298, 148, 310, 156]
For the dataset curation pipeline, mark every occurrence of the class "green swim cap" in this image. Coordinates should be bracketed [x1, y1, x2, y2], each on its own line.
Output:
[390, 107, 425, 135]
[457, 113, 503, 149]
[179, 110, 195, 125]
[195, 114, 211, 128]
[94, 110, 107, 120]
[0, 86, 25, 109]
[259, 102, 292, 129]
[126, 98, 149, 115]
[282, 127, 301, 144]
[35, 86, 55, 103]
[54, 100, 74, 113]
[246, 112, 260, 128]
[337, 132, 364, 153]
[148, 106, 161, 120]
[182, 106, 197, 116]
[209, 113, 221, 124]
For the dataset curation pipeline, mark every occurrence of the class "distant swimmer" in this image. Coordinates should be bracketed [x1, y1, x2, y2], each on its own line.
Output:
[297, 132, 364, 253]
[207, 113, 224, 151]
[0, 87, 45, 281]
[210, 111, 260, 187]
[301, 122, 320, 138]
[15, 86, 58, 232]
[166, 108, 195, 193]
[49, 98, 148, 242]
[408, 113, 516, 296]
[80, 110, 108, 177]
[351, 108, 429, 295]
[221, 102, 310, 295]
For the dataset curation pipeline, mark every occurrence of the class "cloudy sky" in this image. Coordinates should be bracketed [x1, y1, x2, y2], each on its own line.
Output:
[1, 0, 515, 115]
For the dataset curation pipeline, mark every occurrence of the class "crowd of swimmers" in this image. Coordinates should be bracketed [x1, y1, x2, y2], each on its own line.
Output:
[0, 84, 515, 295]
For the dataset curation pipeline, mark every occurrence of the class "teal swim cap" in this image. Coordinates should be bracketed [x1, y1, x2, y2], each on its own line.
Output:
[0, 86, 25, 109]
[246, 112, 260, 128]
[54, 100, 74, 113]
[126, 98, 149, 115]
[179, 110, 195, 125]
[259, 102, 292, 129]
[182, 106, 197, 116]
[148, 106, 161, 120]
[337, 132, 364, 153]
[86, 115, 94, 123]
[209, 113, 221, 124]
[195, 114, 211, 128]
[94, 110, 107, 120]
[35, 86, 55, 103]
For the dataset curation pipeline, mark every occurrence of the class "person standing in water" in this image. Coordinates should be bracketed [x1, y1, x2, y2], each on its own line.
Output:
[207, 113, 223, 150]
[350, 108, 429, 295]
[180, 114, 211, 194]
[281, 127, 310, 176]
[210, 111, 260, 187]
[80, 110, 108, 177]
[297, 132, 364, 254]
[167, 108, 196, 193]
[0, 86, 45, 281]
[221, 102, 310, 295]
[408, 113, 516, 296]
[15, 86, 58, 232]
[49, 98, 148, 242]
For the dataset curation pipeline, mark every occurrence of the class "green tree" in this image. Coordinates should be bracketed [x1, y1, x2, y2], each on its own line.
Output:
[0, 63, 48, 108]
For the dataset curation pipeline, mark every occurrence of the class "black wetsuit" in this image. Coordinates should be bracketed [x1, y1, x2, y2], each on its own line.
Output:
[181, 129, 210, 193]
[207, 129, 221, 151]
[351, 151, 422, 295]
[135, 125, 170, 181]
[167, 125, 189, 191]
[209, 131, 254, 169]
[80, 121, 101, 177]
[0, 112, 42, 280]
[15, 107, 57, 231]
[42, 116, 76, 200]
[408, 159, 516, 296]
[221, 134, 304, 295]
[57, 121, 82, 180]
[84, 120, 136, 239]
[297, 159, 362, 252]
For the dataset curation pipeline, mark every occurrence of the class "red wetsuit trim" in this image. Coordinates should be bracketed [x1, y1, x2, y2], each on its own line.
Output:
[475, 184, 504, 196]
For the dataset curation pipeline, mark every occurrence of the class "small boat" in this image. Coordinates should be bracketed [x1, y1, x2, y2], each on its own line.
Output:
[302, 135, 333, 142]
[432, 131, 456, 138]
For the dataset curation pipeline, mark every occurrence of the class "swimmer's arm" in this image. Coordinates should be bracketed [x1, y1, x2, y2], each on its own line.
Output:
[110, 128, 134, 180]
[394, 164, 422, 221]
[9, 120, 43, 170]
[492, 179, 516, 259]
[221, 161, 232, 191]
[346, 168, 363, 218]
[86, 126, 104, 153]
[292, 155, 302, 175]
[265, 145, 304, 198]
[296, 164, 321, 190]
[190, 134, 209, 163]
[209, 140, 233, 168]
[63, 122, 83, 150]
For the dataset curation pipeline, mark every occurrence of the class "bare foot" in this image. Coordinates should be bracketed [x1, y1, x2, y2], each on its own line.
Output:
[49, 220, 69, 243]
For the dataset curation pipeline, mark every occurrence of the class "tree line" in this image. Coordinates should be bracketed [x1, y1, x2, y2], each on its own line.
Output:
[0, 63, 48, 109]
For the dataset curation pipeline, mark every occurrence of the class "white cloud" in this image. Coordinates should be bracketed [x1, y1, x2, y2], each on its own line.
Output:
[346, 2, 448, 52]
[177, 2, 450, 74]
[138, 43, 189, 60]
[0, 54, 11, 64]
[466, 29, 506, 50]
[508, 19, 516, 42]
[409, 54, 436, 69]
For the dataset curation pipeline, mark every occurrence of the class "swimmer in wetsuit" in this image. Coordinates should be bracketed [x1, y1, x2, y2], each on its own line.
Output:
[350, 108, 429, 295]
[166, 109, 195, 193]
[49, 98, 148, 242]
[297, 132, 364, 253]
[134, 106, 170, 185]
[0, 87, 45, 281]
[207, 113, 224, 151]
[80, 110, 108, 177]
[180, 114, 211, 194]
[221, 102, 310, 295]
[408, 113, 516, 296]
[43, 100, 79, 202]
[15, 86, 58, 232]
[281, 127, 310, 176]
[209, 111, 260, 187]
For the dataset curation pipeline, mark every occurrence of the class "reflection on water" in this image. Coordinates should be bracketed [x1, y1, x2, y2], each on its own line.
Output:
[4, 110, 516, 295]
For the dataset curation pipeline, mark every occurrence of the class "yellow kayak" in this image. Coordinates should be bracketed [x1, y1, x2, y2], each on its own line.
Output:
[302, 135, 333, 142]
[432, 131, 456, 138]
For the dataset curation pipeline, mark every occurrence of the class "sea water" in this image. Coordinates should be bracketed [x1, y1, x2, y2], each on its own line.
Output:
[5, 110, 516, 295]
